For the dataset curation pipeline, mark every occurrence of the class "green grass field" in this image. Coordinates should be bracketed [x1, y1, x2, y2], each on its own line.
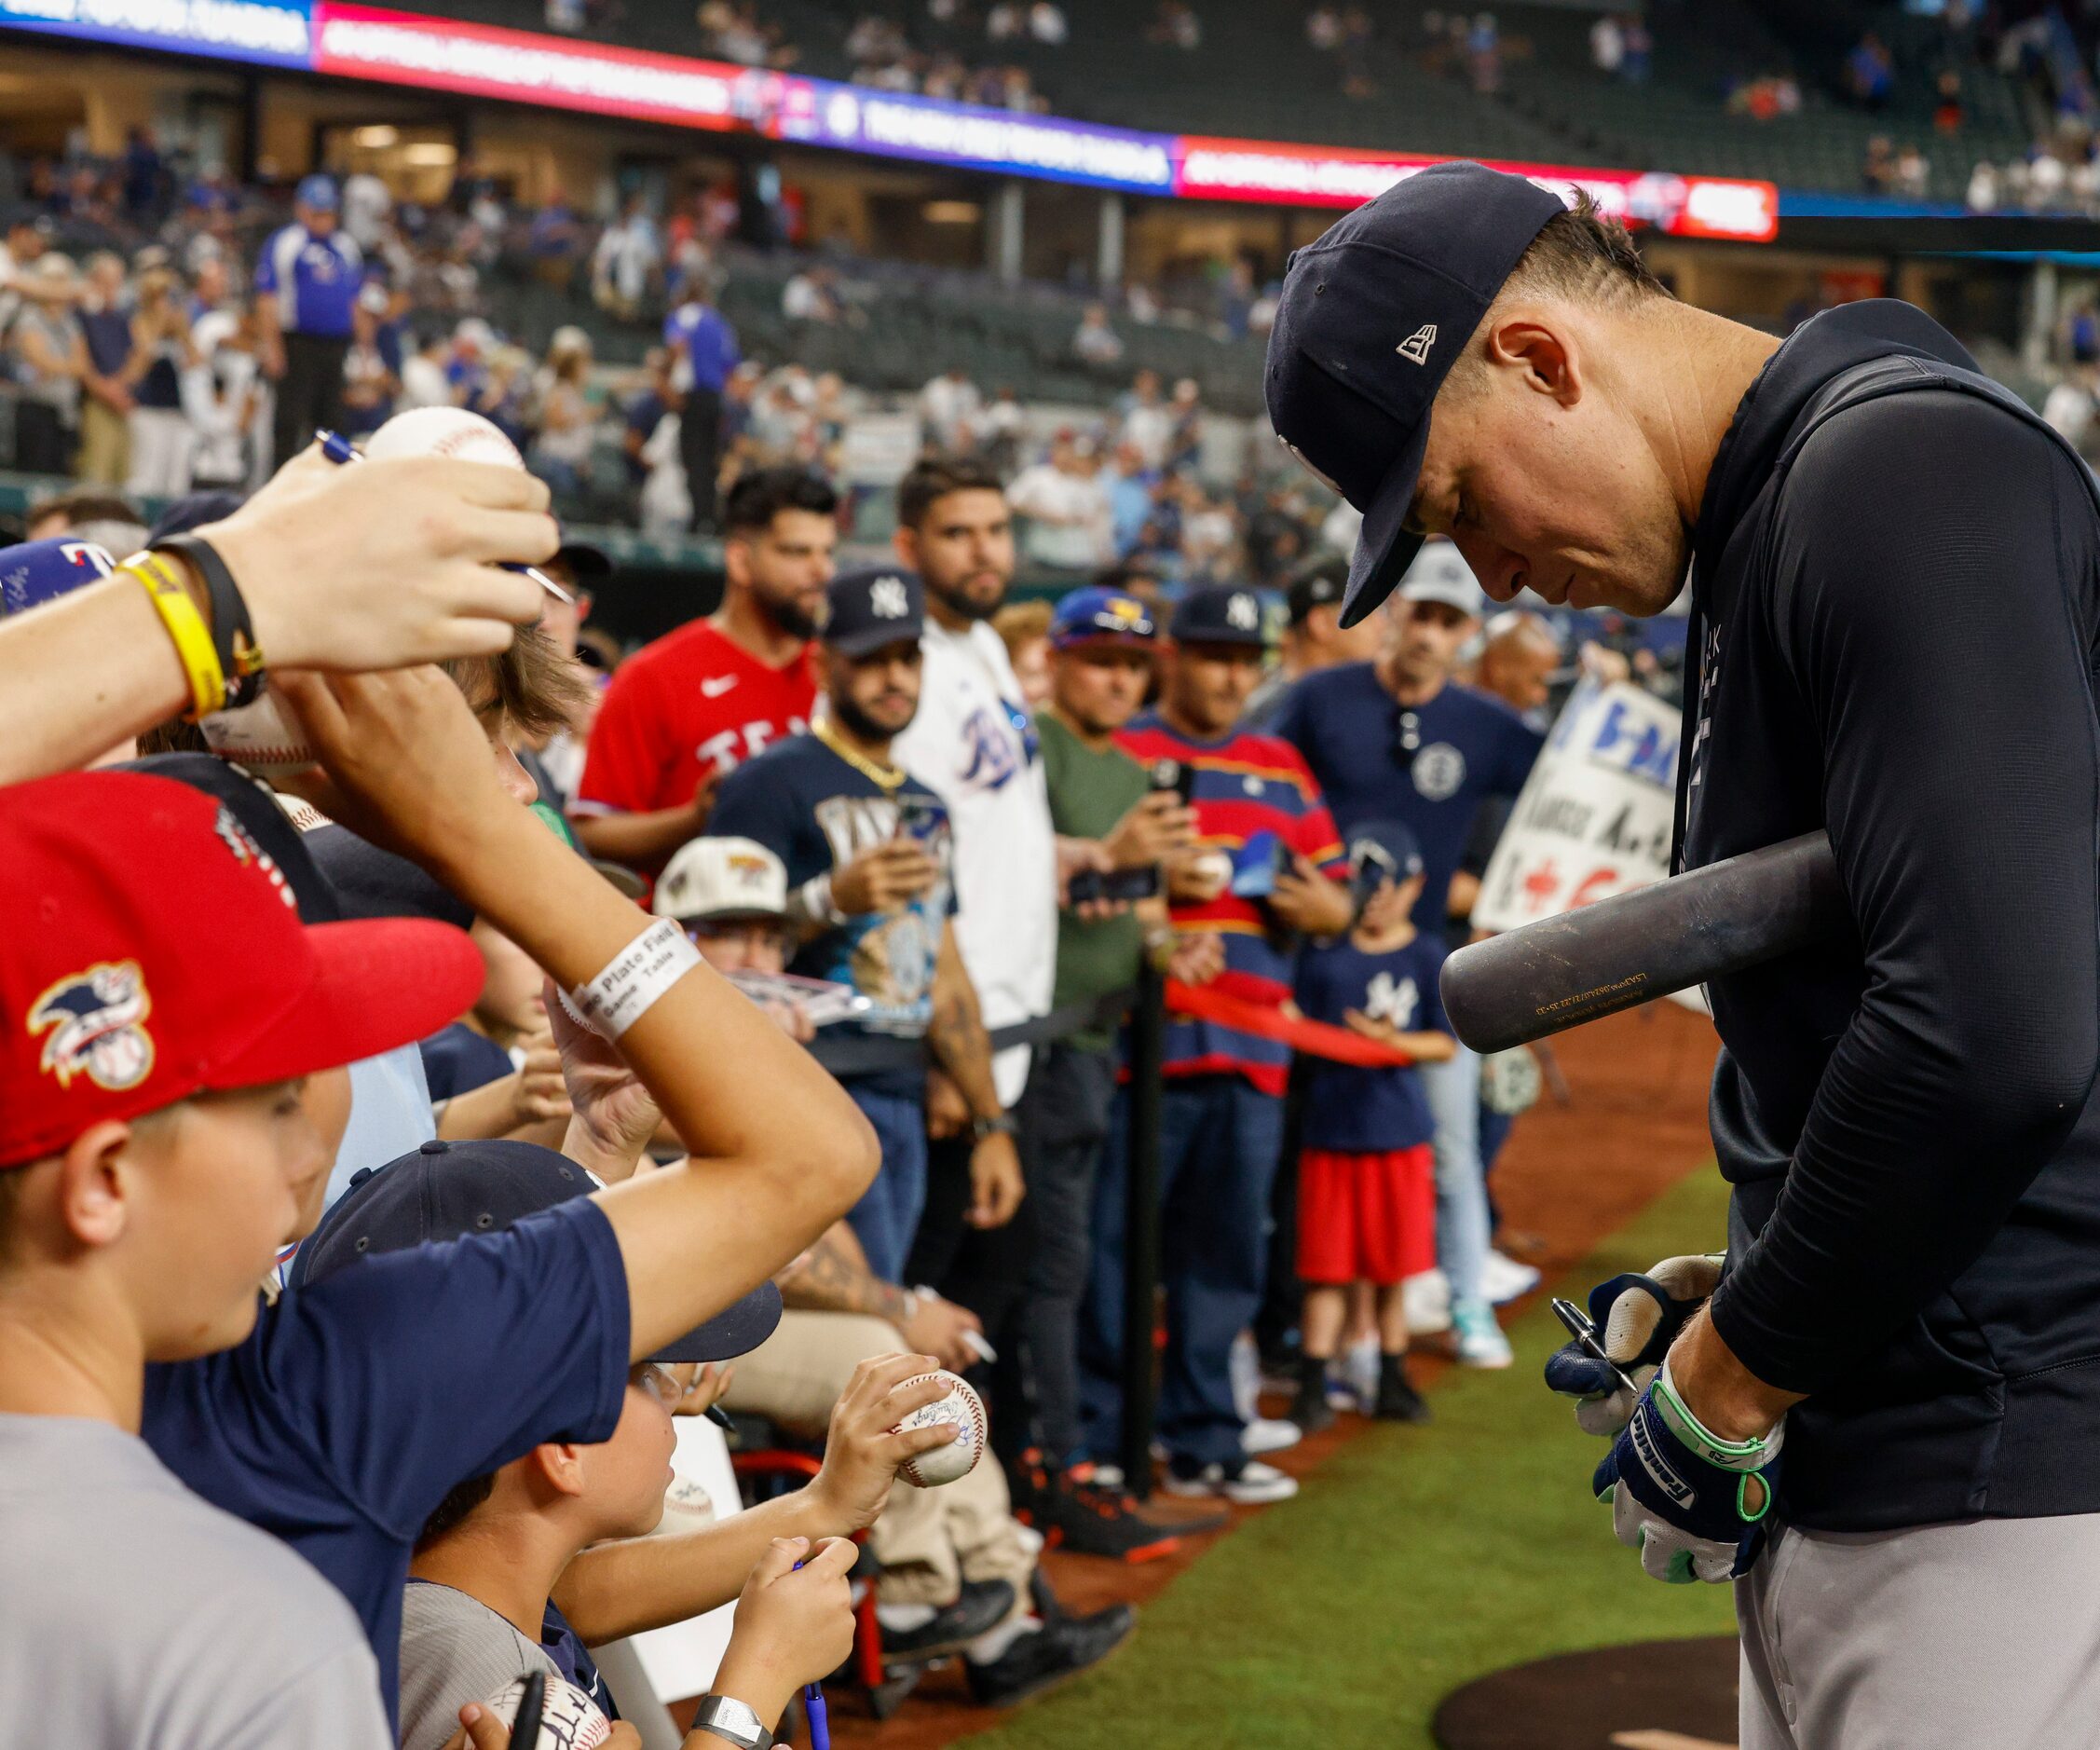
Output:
[963, 1168, 1739, 1750]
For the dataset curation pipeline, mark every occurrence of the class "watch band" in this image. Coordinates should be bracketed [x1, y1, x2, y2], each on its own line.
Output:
[971, 1113, 1016, 1142]
[690, 1695, 773, 1750]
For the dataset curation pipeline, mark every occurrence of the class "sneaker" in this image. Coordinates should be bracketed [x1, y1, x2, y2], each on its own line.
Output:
[879, 1577, 1017, 1661]
[1373, 1354, 1432, 1423]
[1289, 1355, 1337, 1435]
[1241, 1415, 1303, 1456]
[1402, 1268, 1453, 1335]
[1162, 1456, 1300, 1504]
[1481, 1248, 1542, 1306]
[1023, 1464, 1182, 1564]
[1451, 1298, 1514, 1369]
[965, 1603, 1137, 1707]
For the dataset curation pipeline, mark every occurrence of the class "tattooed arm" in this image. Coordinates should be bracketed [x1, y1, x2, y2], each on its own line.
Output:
[776, 1221, 984, 1372]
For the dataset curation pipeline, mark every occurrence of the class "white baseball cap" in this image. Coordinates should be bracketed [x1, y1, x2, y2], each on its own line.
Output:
[1395, 539, 1485, 617]
[653, 837, 788, 924]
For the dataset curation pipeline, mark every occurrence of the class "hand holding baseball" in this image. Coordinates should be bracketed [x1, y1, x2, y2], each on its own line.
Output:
[811, 1353, 963, 1529]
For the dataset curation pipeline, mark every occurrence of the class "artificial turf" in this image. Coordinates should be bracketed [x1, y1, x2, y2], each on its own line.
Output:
[961, 1166, 1739, 1750]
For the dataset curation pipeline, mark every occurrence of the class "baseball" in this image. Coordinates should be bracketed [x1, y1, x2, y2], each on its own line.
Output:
[363, 405, 526, 469]
[482, 1673, 613, 1750]
[893, 1369, 986, 1488]
[200, 691, 316, 776]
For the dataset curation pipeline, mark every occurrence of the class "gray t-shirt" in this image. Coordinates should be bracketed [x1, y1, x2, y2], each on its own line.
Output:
[0, 1414, 388, 1748]
[398, 1579, 556, 1750]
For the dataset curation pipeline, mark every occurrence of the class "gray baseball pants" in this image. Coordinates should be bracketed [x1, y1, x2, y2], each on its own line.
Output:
[1738, 1513, 2100, 1748]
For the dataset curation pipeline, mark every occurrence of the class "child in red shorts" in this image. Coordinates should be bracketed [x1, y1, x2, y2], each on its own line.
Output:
[1288, 820, 1455, 1427]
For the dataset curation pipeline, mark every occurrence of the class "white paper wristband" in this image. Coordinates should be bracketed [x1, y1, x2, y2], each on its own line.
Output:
[567, 918, 702, 1039]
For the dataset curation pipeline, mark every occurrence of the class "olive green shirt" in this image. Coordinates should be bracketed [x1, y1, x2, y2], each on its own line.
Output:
[1040, 710, 1150, 1050]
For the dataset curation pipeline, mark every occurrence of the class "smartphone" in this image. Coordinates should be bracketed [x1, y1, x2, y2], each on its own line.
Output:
[1069, 865, 1162, 904]
[1350, 839, 1398, 910]
[1150, 757, 1198, 806]
[893, 793, 947, 841]
[1549, 1296, 1639, 1395]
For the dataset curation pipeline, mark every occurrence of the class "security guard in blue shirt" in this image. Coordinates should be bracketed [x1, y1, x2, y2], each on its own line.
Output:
[255, 173, 365, 466]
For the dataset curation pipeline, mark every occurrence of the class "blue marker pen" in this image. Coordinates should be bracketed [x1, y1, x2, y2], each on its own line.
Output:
[789, 1555, 832, 1750]
[312, 430, 574, 605]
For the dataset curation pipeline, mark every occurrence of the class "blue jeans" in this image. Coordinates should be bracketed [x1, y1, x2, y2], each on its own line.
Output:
[1422, 1043, 1490, 1306]
[1078, 1073, 1287, 1470]
[842, 1081, 927, 1283]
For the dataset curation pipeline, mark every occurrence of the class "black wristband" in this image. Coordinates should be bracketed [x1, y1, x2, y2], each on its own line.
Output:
[153, 533, 265, 707]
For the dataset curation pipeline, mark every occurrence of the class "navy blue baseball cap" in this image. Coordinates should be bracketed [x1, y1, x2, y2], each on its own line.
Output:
[1169, 583, 1271, 649]
[1050, 584, 1157, 649]
[0, 538, 116, 618]
[1346, 817, 1425, 883]
[1264, 161, 1564, 629]
[292, 1139, 784, 1363]
[825, 565, 924, 657]
[295, 173, 340, 212]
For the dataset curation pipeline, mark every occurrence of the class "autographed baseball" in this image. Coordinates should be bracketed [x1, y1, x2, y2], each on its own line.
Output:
[482, 1673, 613, 1750]
[893, 1369, 986, 1488]
[199, 691, 317, 775]
[363, 404, 525, 469]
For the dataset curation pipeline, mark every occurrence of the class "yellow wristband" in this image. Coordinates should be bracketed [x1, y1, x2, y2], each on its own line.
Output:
[123, 558, 226, 719]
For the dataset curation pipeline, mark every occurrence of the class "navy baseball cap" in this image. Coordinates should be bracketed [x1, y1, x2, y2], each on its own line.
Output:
[1264, 161, 1564, 628]
[1050, 584, 1157, 649]
[1346, 817, 1425, 883]
[147, 489, 245, 545]
[292, 1139, 784, 1363]
[825, 565, 924, 657]
[552, 523, 613, 583]
[295, 173, 340, 212]
[0, 538, 116, 618]
[1170, 584, 1271, 649]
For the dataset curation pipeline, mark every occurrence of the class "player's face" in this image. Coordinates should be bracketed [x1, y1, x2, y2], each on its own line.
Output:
[587, 1361, 688, 1538]
[1164, 641, 1263, 737]
[740, 510, 838, 641]
[125, 1076, 340, 1358]
[1411, 364, 1688, 616]
[687, 920, 788, 976]
[1050, 643, 1152, 736]
[1384, 598, 1477, 688]
[832, 640, 924, 740]
[898, 490, 1015, 622]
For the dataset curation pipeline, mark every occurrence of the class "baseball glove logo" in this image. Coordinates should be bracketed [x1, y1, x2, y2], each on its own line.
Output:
[30, 961, 156, 1092]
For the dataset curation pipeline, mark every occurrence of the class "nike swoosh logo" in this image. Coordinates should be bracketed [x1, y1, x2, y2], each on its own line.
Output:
[700, 676, 738, 697]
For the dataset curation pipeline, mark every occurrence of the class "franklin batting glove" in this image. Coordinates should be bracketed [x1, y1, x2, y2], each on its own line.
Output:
[1543, 1252, 1724, 1436]
[1591, 1354, 1783, 1585]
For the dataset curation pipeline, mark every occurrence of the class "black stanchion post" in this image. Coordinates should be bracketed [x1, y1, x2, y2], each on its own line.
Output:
[1120, 963, 1166, 1499]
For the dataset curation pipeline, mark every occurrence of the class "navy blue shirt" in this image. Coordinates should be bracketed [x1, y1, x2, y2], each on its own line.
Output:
[709, 734, 955, 1097]
[254, 222, 364, 337]
[1293, 932, 1448, 1153]
[419, 1020, 514, 1101]
[140, 1196, 631, 1732]
[1274, 664, 1542, 930]
[78, 306, 131, 377]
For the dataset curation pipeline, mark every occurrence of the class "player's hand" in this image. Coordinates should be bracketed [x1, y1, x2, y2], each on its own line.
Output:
[717, 1537, 861, 1727]
[831, 840, 939, 914]
[901, 1292, 983, 1375]
[967, 1129, 1025, 1228]
[274, 665, 517, 858]
[1593, 1357, 1783, 1585]
[547, 976, 664, 1181]
[1166, 929, 1225, 986]
[1267, 854, 1355, 936]
[1102, 790, 1197, 868]
[1543, 1253, 1725, 1436]
[509, 1019, 573, 1127]
[811, 1354, 961, 1530]
[204, 445, 553, 670]
[924, 1067, 970, 1140]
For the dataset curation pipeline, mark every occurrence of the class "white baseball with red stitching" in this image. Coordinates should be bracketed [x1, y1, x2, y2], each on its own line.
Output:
[364, 405, 525, 469]
[200, 693, 316, 775]
[893, 1370, 986, 1488]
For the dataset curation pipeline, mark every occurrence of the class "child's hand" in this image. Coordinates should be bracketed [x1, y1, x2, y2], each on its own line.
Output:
[811, 1355, 960, 1530]
[716, 1537, 860, 1727]
[1343, 1006, 1398, 1043]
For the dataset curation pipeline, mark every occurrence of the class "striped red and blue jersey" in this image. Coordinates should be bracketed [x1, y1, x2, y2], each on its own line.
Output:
[1115, 711, 1346, 1094]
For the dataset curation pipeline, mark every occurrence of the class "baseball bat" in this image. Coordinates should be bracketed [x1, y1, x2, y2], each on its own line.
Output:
[1439, 830, 1847, 1053]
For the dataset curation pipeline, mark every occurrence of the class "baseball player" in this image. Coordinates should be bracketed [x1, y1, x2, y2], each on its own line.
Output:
[1268, 160, 2100, 1745]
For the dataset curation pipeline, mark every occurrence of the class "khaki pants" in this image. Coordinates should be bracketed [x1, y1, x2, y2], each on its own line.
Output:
[75, 400, 129, 485]
[724, 1312, 1033, 1618]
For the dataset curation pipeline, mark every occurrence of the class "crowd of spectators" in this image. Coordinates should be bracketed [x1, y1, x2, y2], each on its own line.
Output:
[841, 6, 1052, 109]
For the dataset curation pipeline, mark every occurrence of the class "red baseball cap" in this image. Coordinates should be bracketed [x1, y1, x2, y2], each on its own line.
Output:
[1, 772, 484, 1168]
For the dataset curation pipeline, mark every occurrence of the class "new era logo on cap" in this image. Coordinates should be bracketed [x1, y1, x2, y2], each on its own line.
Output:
[1398, 323, 1438, 365]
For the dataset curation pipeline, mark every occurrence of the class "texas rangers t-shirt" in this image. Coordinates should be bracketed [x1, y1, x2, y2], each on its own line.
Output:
[253, 222, 363, 337]
[139, 1195, 631, 1734]
[1114, 712, 1346, 1096]
[574, 621, 819, 872]
[1293, 932, 1449, 1152]
[1274, 664, 1542, 931]
[709, 733, 956, 1097]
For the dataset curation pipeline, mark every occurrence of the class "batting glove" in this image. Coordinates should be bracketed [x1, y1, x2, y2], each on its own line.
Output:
[1592, 1355, 1783, 1585]
[1543, 1252, 1724, 1436]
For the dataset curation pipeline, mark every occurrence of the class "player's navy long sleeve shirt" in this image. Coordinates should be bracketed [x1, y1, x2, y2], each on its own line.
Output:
[1683, 300, 2100, 1527]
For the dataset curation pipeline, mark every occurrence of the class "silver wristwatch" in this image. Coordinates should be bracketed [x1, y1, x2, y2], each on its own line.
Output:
[690, 1695, 773, 1750]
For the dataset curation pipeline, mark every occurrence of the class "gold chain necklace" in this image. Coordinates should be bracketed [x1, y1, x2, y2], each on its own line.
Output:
[812, 718, 907, 790]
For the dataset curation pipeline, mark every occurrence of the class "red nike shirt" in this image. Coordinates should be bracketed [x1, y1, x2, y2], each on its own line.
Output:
[574, 622, 818, 861]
